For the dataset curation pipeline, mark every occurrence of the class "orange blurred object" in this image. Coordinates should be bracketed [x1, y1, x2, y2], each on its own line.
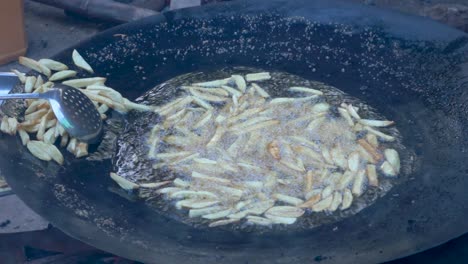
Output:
[0, 0, 27, 65]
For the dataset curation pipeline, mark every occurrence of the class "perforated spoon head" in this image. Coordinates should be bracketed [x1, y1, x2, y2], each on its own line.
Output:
[48, 84, 103, 144]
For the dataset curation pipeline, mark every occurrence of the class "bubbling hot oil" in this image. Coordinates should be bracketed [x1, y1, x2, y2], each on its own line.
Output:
[114, 67, 414, 232]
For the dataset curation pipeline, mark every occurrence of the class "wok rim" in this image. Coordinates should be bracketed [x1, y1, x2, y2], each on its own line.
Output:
[2, 0, 468, 263]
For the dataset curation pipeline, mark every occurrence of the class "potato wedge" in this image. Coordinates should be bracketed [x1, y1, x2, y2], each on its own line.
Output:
[26, 141, 51, 161]
[38, 58, 68, 71]
[72, 49, 94, 73]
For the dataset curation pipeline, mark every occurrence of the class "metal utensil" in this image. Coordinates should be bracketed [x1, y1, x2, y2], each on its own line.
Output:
[0, 73, 19, 105]
[0, 84, 102, 143]
[30, 0, 159, 24]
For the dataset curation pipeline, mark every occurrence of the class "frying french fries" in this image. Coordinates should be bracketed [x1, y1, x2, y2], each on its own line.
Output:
[0, 50, 153, 164]
[113, 71, 404, 227]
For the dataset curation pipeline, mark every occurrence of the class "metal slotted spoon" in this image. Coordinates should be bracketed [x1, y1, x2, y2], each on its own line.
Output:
[0, 84, 103, 143]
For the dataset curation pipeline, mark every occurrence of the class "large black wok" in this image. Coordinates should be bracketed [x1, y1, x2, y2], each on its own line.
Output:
[1, 0, 468, 263]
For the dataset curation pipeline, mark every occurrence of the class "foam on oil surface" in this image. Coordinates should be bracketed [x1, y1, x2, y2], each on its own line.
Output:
[114, 67, 415, 232]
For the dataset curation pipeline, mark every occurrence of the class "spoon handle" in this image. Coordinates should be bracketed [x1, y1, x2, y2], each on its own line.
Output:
[0, 93, 46, 100]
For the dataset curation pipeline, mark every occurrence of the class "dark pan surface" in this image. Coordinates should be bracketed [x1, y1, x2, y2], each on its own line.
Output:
[1, 0, 468, 263]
